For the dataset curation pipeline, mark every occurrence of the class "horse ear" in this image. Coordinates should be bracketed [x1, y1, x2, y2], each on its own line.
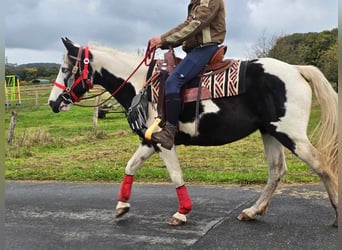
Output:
[61, 37, 79, 56]
[62, 37, 74, 49]
[64, 37, 72, 43]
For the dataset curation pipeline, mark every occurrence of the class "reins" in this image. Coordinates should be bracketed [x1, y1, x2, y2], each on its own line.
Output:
[74, 43, 156, 108]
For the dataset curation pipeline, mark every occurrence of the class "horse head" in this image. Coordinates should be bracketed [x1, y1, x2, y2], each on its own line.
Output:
[48, 37, 94, 113]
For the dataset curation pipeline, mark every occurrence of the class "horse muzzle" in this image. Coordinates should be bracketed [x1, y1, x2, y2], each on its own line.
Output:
[49, 92, 74, 113]
[49, 100, 62, 113]
[49, 100, 72, 113]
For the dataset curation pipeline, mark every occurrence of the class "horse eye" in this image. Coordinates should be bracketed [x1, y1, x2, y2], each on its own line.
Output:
[62, 67, 69, 73]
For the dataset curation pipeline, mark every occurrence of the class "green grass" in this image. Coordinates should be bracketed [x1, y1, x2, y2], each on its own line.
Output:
[4, 99, 322, 185]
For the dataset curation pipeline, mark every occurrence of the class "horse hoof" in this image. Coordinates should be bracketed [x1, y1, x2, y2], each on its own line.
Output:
[332, 218, 338, 227]
[237, 211, 255, 221]
[116, 207, 130, 218]
[168, 216, 186, 226]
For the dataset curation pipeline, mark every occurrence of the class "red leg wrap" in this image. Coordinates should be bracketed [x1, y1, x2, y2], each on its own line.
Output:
[117, 174, 134, 202]
[176, 185, 192, 214]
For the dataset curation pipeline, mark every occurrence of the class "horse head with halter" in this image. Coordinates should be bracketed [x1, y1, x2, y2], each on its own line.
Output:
[49, 37, 155, 113]
[48, 38, 94, 113]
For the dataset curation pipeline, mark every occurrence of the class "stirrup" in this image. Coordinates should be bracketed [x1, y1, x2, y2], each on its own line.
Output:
[145, 117, 162, 141]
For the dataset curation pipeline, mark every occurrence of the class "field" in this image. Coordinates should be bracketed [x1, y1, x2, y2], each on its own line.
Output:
[4, 84, 321, 185]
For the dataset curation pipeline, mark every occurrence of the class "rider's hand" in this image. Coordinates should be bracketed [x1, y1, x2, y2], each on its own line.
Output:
[149, 36, 162, 49]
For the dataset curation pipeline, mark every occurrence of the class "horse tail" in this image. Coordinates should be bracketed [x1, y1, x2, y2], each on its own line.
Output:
[295, 65, 338, 177]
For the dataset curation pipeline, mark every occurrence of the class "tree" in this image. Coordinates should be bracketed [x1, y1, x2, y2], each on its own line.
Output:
[249, 30, 279, 58]
[318, 42, 338, 89]
[265, 28, 337, 85]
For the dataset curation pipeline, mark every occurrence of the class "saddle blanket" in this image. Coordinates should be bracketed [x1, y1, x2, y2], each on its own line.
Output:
[150, 60, 247, 103]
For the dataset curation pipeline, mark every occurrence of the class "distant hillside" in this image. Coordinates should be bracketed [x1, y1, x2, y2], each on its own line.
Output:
[6, 62, 60, 69]
[5, 63, 60, 83]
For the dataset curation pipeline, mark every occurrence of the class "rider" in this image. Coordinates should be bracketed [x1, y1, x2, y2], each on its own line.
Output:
[148, 0, 226, 150]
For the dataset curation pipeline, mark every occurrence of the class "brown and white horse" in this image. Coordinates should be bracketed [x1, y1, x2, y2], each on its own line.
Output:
[48, 38, 338, 226]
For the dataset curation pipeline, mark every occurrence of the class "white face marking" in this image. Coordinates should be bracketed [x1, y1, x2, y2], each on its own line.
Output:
[48, 65, 66, 102]
[48, 56, 74, 112]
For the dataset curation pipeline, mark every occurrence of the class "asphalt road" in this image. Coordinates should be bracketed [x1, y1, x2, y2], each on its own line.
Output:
[5, 182, 338, 250]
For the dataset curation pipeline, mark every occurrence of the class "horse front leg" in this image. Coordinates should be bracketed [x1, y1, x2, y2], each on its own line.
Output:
[116, 144, 155, 218]
[237, 134, 287, 221]
[158, 147, 192, 226]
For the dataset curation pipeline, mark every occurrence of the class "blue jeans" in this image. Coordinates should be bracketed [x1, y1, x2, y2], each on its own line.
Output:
[165, 44, 219, 95]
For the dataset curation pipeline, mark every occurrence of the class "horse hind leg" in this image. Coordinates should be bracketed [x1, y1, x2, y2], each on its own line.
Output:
[294, 140, 338, 227]
[237, 134, 287, 221]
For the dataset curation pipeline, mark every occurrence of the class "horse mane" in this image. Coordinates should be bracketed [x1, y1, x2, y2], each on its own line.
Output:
[88, 44, 148, 91]
[88, 44, 141, 60]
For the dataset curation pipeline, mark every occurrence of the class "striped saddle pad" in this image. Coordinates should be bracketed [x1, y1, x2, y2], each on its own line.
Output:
[150, 59, 247, 103]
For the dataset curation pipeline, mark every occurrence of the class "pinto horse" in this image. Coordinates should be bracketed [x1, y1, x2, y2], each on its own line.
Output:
[48, 38, 338, 227]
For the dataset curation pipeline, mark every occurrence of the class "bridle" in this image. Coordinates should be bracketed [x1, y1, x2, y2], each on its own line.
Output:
[54, 46, 93, 104]
[53, 43, 156, 107]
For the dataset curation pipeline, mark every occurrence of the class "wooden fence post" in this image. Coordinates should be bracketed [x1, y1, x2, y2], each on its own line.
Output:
[35, 91, 39, 106]
[8, 110, 17, 145]
[93, 96, 99, 135]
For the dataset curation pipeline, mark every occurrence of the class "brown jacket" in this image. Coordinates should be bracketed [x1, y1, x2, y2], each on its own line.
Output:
[161, 0, 226, 52]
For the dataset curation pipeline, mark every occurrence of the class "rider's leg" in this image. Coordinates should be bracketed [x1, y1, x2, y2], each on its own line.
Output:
[152, 44, 219, 149]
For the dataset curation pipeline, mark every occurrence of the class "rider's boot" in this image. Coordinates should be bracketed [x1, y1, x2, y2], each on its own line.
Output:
[152, 122, 178, 150]
[152, 93, 180, 150]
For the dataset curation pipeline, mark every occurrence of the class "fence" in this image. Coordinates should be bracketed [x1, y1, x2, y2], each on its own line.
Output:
[4, 83, 117, 112]
[4, 83, 53, 111]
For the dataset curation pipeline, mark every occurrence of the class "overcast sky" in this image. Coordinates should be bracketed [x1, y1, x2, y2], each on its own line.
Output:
[5, 0, 338, 65]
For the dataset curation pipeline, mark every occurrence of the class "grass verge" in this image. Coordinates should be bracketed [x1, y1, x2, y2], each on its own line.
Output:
[5, 102, 321, 185]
